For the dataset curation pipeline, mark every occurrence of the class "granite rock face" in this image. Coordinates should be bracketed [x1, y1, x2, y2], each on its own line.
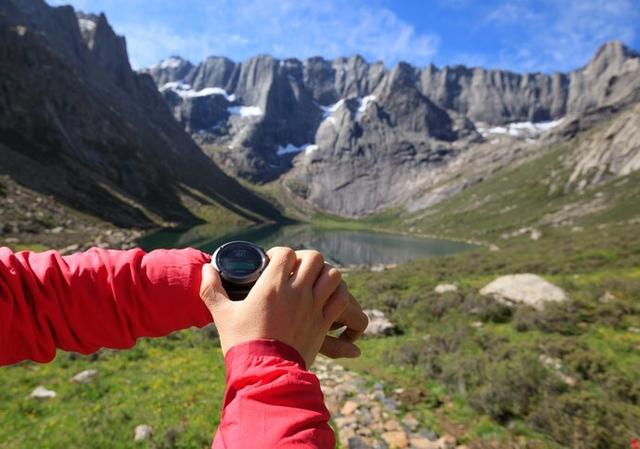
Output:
[145, 41, 640, 217]
[0, 0, 282, 226]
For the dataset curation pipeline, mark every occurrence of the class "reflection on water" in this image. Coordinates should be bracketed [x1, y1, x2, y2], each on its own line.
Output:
[141, 224, 474, 267]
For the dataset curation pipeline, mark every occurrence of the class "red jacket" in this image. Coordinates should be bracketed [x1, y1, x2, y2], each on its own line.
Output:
[0, 247, 335, 448]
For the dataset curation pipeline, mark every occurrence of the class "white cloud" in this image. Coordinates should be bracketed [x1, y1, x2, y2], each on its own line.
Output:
[485, 0, 639, 72]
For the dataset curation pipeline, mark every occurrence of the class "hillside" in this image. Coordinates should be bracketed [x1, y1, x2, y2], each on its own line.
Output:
[0, 0, 284, 251]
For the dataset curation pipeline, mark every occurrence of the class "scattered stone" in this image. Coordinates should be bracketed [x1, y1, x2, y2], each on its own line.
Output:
[470, 321, 483, 329]
[370, 264, 386, 272]
[530, 229, 542, 240]
[134, 424, 153, 441]
[50, 226, 64, 234]
[381, 430, 409, 448]
[410, 437, 439, 449]
[341, 400, 359, 416]
[347, 436, 374, 448]
[71, 369, 98, 384]
[489, 244, 500, 252]
[629, 327, 640, 334]
[60, 243, 80, 255]
[434, 284, 458, 294]
[479, 274, 567, 310]
[599, 291, 616, 303]
[363, 309, 397, 336]
[402, 414, 419, 431]
[29, 386, 57, 400]
[438, 434, 457, 449]
[383, 419, 402, 432]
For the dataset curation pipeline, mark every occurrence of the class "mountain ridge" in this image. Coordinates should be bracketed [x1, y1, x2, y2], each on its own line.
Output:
[144, 41, 640, 217]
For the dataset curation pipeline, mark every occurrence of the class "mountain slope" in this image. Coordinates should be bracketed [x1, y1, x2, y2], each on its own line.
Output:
[144, 42, 640, 217]
[0, 0, 283, 236]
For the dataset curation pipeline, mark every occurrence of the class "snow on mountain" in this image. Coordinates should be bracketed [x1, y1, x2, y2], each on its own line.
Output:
[276, 143, 318, 156]
[476, 119, 564, 139]
[228, 105, 263, 117]
[160, 82, 236, 101]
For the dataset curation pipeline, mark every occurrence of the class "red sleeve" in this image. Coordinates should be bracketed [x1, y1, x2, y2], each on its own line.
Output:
[213, 340, 335, 449]
[0, 247, 213, 365]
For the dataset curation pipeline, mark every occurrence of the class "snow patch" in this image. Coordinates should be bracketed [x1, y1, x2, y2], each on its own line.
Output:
[276, 143, 318, 156]
[78, 18, 96, 33]
[356, 95, 376, 120]
[479, 119, 563, 138]
[228, 105, 263, 117]
[160, 82, 236, 101]
[320, 99, 345, 118]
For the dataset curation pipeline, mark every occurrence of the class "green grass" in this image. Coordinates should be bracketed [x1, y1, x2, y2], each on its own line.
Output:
[0, 330, 225, 449]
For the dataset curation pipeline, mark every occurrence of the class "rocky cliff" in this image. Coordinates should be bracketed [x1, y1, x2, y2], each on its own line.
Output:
[145, 42, 640, 217]
[0, 0, 283, 229]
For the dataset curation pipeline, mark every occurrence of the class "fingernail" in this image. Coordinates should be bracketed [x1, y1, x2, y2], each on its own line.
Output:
[349, 345, 361, 357]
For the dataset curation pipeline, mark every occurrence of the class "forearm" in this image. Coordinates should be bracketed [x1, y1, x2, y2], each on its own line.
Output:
[213, 340, 335, 449]
[0, 247, 213, 365]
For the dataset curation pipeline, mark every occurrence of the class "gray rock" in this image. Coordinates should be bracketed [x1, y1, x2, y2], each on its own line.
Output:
[434, 284, 457, 294]
[71, 369, 98, 383]
[363, 309, 397, 336]
[134, 424, 153, 441]
[480, 274, 567, 310]
[29, 386, 57, 399]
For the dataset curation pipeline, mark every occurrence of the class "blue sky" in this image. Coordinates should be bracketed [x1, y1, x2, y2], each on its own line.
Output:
[47, 0, 640, 73]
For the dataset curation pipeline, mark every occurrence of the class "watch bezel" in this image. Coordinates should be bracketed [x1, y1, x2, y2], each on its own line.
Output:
[212, 240, 268, 285]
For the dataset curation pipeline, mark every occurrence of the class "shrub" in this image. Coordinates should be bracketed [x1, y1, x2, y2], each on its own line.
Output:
[528, 393, 640, 449]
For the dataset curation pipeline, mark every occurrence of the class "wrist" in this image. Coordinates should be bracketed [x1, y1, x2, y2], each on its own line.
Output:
[224, 339, 308, 370]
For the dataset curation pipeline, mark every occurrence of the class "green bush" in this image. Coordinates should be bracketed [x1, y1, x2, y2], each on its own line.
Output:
[528, 393, 640, 449]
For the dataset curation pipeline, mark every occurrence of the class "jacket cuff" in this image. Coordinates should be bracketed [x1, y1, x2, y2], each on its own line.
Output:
[224, 339, 307, 370]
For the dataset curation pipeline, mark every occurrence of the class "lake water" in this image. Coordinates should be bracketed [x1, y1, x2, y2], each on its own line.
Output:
[141, 224, 474, 267]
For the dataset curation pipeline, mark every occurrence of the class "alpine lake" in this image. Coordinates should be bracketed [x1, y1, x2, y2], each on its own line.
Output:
[140, 223, 474, 268]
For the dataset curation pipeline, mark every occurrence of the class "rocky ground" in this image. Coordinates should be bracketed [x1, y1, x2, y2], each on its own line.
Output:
[314, 356, 463, 449]
[0, 175, 143, 253]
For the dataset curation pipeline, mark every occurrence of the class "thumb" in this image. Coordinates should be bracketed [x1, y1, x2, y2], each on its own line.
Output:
[200, 263, 231, 314]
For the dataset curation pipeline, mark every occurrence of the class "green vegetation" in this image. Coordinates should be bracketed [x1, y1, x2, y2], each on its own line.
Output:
[342, 225, 640, 449]
[3, 115, 640, 448]
[0, 328, 225, 449]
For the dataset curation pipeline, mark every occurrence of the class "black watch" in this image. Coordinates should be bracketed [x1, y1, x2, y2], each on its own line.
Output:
[212, 241, 269, 301]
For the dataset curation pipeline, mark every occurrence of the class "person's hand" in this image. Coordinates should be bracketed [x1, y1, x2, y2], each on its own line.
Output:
[199, 247, 366, 368]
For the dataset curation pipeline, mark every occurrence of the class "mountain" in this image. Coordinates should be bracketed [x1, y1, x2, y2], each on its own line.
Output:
[144, 42, 640, 217]
[0, 0, 283, 236]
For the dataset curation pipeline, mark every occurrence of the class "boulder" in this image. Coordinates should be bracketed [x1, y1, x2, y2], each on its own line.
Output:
[434, 284, 458, 294]
[363, 309, 397, 336]
[479, 274, 567, 310]
[29, 386, 57, 400]
[134, 424, 153, 441]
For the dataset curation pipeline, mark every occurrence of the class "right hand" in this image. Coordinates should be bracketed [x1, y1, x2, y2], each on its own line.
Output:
[199, 247, 368, 367]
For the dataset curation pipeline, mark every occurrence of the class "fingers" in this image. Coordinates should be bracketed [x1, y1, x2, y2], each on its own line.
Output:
[261, 247, 297, 284]
[312, 263, 342, 305]
[200, 264, 231, 315]
[322, 281, 349, 324]
[320, 335, 361, 359]
[331, 288, 368, 342]
[290, 250, 325, 290]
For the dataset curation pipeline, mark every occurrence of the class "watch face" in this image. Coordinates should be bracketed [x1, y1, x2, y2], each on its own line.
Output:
[217, 243, 264, 277]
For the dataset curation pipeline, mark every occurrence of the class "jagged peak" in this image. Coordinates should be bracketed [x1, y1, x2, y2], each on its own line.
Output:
[152, 55, 192, 70]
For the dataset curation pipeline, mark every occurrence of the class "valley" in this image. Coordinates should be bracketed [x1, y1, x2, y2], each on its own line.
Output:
[1, 1, 639, 448]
